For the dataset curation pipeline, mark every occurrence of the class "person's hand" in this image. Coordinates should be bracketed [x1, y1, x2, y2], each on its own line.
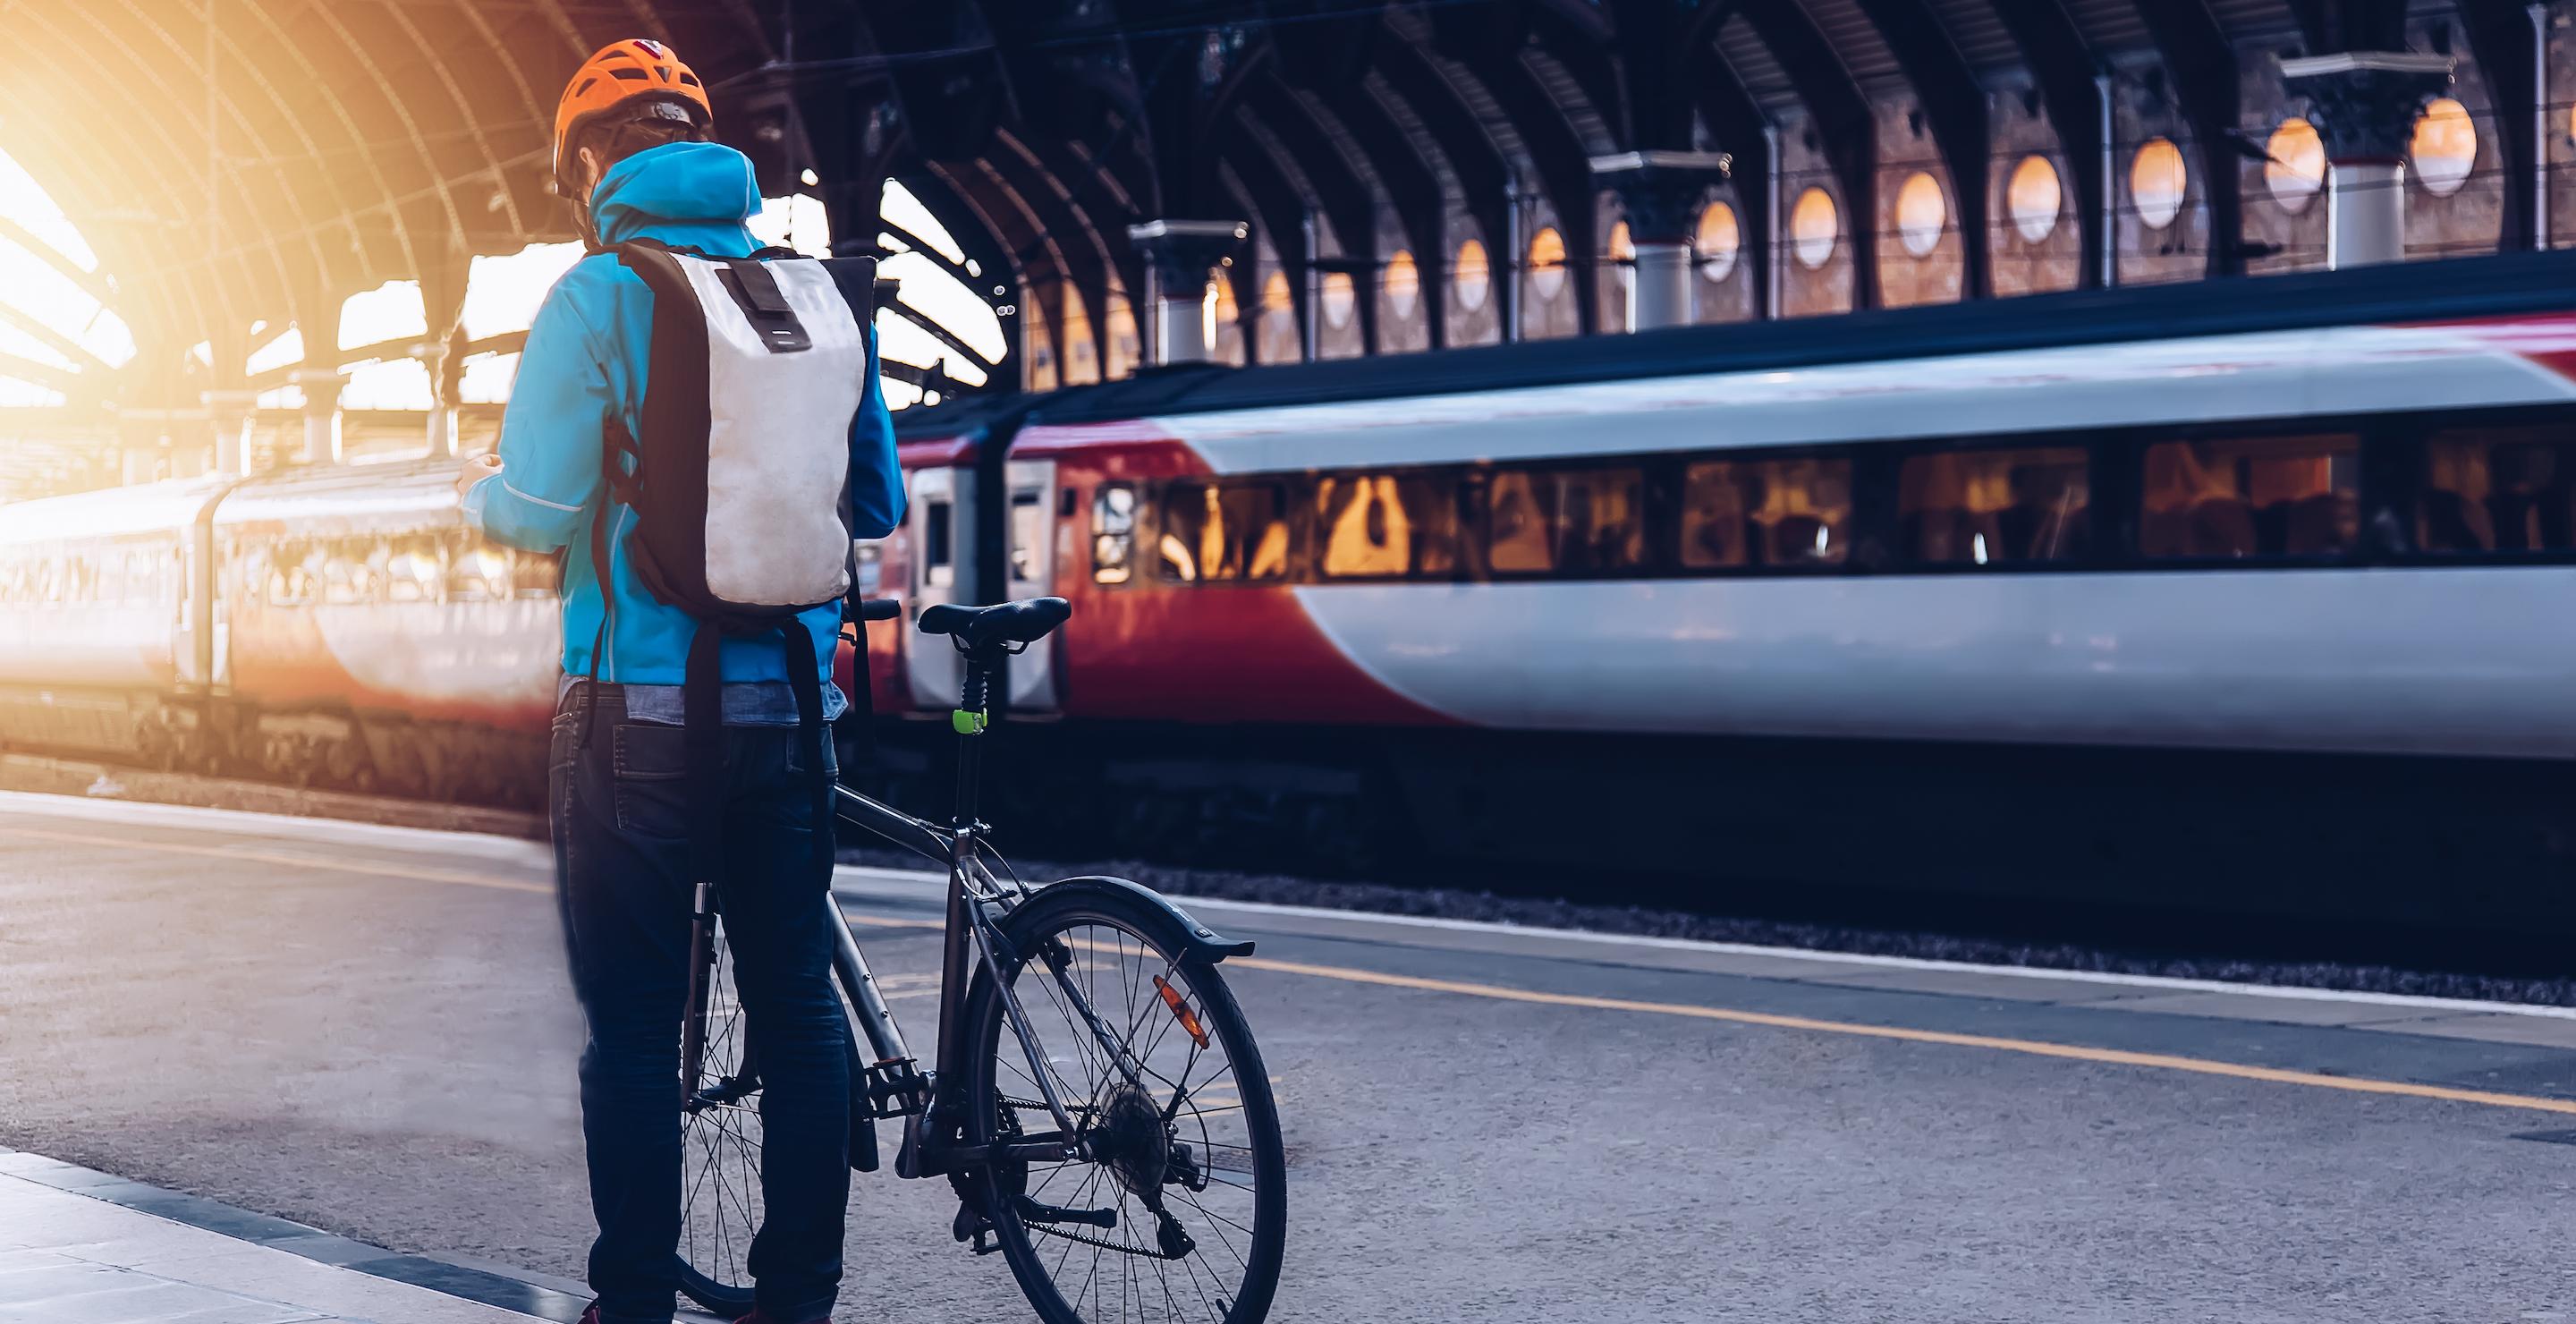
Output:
[456, 452, 502, 499]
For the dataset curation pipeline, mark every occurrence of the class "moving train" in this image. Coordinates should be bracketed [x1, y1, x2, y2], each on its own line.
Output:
[9, 250, 2576, 935]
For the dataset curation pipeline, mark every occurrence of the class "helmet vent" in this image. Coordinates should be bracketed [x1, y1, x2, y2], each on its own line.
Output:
[608, 67, 650, 81]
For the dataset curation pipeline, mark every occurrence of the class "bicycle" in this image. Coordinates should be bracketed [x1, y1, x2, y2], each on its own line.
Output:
[672, 596, 1287, 1324]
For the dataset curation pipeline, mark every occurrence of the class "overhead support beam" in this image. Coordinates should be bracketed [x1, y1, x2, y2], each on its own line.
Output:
[1297, 78, 1452, 348]
[2282, 51, 2454, 268]
[1590, 150, 1730, 330]
[1439, 41, 1605, 333]
[2455, 0, 2543, 251]
[1374, 38, 1517, 319]
[1733, 0, 1879, 309]
[2133, 0, 2246, 276]
[421, 250, 468, 461]
[1852, 0, 1994, 297]
[1985, 0, 2106, 286]
[1687, 42, 1775, 321]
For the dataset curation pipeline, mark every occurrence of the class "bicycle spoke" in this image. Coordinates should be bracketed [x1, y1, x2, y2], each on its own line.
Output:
[981, 913, 1274, 1324]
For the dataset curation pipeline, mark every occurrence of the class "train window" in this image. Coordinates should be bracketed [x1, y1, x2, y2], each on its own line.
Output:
[1487, 467, 1647, 575]
[386, 535, 444, 604]
[447, 535, 513, 603]
[267, 543, 312, 607]
[923, 500, 954, 589]
[852, 539, 884, 598]
[1159, 480, 1291, 582]
[1008, 490, 1045, 585]
[1896, 447, 2088, 566]
[2140, 433, 2358, 559]
[322, 541, 377, 606]
[1315, 472, 1458, 579]
[514, 548, 563, 599]
[2419, 425, 2576, 554]
[1093, 484, 1136, 585]
[1682, 457, 1853, 568]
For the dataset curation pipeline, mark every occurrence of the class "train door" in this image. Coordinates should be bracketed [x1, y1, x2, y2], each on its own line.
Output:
[904, 464, 972, 709]
[172, 536, 197, 686]
[1004, 459, 1059, 713]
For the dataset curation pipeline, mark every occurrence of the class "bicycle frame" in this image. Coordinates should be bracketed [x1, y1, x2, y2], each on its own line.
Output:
[824, 644, 1096, 1178]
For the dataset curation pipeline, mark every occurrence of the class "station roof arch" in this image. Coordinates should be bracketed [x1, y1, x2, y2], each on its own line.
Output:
[0, 0, 2526, 414]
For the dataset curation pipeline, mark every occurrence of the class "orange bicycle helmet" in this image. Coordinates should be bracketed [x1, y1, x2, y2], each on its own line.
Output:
[552, 38, 713, 197]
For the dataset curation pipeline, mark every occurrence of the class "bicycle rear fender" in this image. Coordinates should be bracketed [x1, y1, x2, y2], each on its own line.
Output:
[1029, 876, 1255, 963]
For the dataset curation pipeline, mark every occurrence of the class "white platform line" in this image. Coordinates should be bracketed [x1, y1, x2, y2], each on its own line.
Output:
[5, 790, 2563, 1024]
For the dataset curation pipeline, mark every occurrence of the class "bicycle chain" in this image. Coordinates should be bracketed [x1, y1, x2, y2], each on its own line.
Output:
[1023, 1220, 1185, 1260]
[989, 1100, 1183, 1261]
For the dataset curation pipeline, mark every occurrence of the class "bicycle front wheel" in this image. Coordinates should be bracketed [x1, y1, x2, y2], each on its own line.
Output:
[962, 886, 1287, 1324]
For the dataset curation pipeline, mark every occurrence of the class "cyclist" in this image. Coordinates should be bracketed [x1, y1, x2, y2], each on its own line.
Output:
[457, 38, 902, 1324]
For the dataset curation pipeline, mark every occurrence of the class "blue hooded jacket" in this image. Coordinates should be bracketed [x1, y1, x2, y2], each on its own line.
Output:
[463, 141, 904, 693]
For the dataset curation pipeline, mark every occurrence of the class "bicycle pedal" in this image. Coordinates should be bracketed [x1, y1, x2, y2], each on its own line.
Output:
[951, 1202, 992, 1243]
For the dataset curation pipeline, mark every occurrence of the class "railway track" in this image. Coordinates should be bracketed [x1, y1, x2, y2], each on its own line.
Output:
[16, 745, 2570, 1007]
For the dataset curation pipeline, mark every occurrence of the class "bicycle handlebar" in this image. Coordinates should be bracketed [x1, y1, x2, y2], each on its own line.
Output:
[856, 598, 902, 623]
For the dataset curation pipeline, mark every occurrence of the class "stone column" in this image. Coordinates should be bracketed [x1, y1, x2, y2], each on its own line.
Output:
[200, 390, 256, 475]
[2280, 52, 2453, 269]
[1591, 150, 1733, 332]
[1128, 220, 1248, 365]
[420, 251, 469, 459]
[294, 368, 343, 466]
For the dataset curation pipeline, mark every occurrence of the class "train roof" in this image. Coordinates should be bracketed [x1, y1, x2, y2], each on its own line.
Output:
[0, 475, 234, 547]
[214, 456, 459, 533]
[895, 248, 2576, 437]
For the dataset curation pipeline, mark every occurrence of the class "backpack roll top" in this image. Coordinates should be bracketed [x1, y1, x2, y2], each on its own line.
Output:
[614, 242, 878, 625]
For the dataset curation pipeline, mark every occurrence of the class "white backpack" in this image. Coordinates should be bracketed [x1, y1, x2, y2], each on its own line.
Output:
[584, 241, 881, 875]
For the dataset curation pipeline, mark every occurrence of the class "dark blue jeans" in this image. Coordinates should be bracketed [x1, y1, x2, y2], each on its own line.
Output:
[550, 686, 851, 1324]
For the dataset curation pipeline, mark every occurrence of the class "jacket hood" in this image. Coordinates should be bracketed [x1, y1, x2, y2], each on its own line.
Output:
[590, 142, 760, 244]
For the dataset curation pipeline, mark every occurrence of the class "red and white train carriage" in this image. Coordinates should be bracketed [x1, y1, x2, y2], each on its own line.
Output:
[8, 250, 2576, 931]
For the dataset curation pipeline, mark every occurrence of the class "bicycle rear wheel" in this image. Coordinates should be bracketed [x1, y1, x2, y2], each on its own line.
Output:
[676, 918, 761, 1317]
[961, 886, 1287, 1324]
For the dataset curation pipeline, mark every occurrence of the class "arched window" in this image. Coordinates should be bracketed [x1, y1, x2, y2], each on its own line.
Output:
[2267, 118, 2326, 212]
[2411, 98, 2476, 197]
[2131, 138, 2188, 230]
[1384, 250, 1420, 319]
[1453, 239, 1491, 310]
[1526, 226, 1568, 301]
[1895, 172, 1945, 258]
[1697, 202, 1741, 282]
[1790, 189, 1838, 269]
[2006, 156, 2063, 243]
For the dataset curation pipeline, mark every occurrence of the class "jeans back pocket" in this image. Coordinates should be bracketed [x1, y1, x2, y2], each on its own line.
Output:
[609, 723, 692, 838]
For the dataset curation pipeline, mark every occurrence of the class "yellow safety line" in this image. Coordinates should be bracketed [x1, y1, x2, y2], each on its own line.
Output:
[12, 829, 2569, 1118]
[1223, 955, 2576, 1118]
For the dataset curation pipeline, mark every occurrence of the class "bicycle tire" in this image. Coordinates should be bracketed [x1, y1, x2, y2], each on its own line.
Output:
[960, 885, 1288, 1324]
[675, 921, 761, 1318]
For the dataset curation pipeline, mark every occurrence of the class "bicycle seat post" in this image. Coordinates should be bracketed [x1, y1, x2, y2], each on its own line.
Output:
[949, 646, 996, 832]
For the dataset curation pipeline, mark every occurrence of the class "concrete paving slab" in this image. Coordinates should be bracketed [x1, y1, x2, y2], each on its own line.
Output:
[2369, 1013, 2576, 1050]
[2085, 989, 2440, 1028]
[0, 1168, 547, 1324]
[1791, 966, 2151, 1003]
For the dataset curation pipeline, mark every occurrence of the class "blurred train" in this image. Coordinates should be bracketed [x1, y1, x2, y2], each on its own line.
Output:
[10, 250, 2576, 935]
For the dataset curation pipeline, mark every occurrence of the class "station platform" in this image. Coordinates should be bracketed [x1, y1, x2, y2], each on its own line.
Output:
[4, 790, 2574, 1321]
[0, 1148, 577, 1323]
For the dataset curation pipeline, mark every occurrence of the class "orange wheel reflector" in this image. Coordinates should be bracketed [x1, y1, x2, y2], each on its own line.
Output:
[1153, 974, 1210, 1049]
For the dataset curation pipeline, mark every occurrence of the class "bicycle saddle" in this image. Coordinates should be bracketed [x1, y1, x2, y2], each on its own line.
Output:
[917, 597, 1072, 650]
